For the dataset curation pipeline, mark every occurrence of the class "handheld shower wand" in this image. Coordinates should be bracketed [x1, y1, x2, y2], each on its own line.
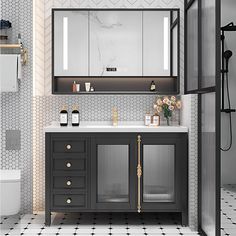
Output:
[224, 50, 233, 73]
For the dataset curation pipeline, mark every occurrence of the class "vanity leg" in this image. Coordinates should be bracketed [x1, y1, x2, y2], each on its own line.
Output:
[45, 211, 51, 226]
[181, 212, 188, 227]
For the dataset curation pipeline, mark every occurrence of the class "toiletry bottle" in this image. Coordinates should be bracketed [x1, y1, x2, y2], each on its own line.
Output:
[72, 81, 77, 92]
[152, 112, 160, 126]
[145, 112, 151, 126]
[150, 81, 156, 91]
[112, 107, 118, 126]
[72, 105, 80, 126]
[17, 33, 21, 44]
[60, 106, 68, 126]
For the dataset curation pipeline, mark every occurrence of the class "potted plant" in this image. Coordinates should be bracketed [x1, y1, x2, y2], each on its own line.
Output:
[153, 96, 182, 126]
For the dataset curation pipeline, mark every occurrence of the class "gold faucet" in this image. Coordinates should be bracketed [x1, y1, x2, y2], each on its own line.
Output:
[112, 107, 118, 126]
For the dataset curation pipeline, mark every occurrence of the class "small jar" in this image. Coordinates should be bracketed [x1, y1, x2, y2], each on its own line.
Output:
[145, 112, 151, 126]
[152, 113, 160, 126]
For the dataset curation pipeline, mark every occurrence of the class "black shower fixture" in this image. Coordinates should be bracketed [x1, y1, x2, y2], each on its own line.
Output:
[220, 23, 236, 151]
[221, 22, 236, 31]
[224, 50, 233, 73]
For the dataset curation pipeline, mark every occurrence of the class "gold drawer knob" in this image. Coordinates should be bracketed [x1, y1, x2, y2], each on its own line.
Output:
[66, 144, 72, 150]
[66, 162, 72, 168]
[66, 198, 72, 204]
[66, 180, 72, 186]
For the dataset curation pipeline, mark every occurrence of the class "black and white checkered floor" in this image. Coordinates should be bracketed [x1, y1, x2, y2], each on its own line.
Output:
[0, 212, 199, 236]
[221, 184, 236, 236]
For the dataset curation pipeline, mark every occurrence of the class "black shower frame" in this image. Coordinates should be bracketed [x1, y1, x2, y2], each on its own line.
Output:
[184, 0, 221, 235]
[51, 8, 180, 94]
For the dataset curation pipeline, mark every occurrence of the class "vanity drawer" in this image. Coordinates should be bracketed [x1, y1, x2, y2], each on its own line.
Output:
[52, 139, 86, 153]
[53, 176, 86, 189]
[53, 159, 86, 171]
[53, 194, 86, 207]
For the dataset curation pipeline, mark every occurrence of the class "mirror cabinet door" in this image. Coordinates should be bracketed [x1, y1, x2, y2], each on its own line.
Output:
[53, 10, 179, 81]
[143, 11, 170, 76]
[54, 11, 89, 76]
[89, 11, 142, 76]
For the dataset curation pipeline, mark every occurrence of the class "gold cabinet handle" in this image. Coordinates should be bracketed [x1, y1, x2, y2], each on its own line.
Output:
[66, 162, 72, 168]
[66, 198, 72, 204]
[66, 144, 72, 150]
[137, 135, 142, 213]
[66, 180, 72, 186]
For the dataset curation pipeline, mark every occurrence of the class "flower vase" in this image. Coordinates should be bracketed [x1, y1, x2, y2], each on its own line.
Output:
[165, 116, 170, 126]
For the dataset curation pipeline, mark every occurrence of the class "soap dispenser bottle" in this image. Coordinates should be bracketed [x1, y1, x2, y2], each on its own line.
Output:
[72, 105, 80, 126]
[145, 112, 151, 126]
[60, 106, 68, 126]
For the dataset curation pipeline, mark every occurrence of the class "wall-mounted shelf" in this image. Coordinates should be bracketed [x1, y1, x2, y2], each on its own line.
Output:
[52, 76, 179, 95]
[0, 43, 28, 65]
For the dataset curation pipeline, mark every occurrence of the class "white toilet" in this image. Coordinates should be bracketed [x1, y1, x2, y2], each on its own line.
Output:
[0, 170, 21, 216]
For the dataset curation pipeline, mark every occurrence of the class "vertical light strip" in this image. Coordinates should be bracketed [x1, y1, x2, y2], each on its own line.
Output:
[164, 17, 169, 71]
[63, 17, 68, 71]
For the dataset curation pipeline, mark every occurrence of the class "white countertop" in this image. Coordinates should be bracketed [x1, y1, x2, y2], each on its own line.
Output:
[44, 121, 188, 133]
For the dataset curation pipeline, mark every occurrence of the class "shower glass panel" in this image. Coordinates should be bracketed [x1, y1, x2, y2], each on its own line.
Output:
[97, 145, 129, 203]
[201, 92, 216, 236]
[143, 145, 175, 202]
[186, 0, 198, 91]
[201, 0, 216, 88]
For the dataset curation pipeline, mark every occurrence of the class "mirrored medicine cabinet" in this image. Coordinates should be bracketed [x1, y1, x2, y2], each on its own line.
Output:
[52, 9, 180, 94]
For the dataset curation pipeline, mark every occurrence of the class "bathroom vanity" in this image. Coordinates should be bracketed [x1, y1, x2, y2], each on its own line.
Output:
[44, 124, 188, 226]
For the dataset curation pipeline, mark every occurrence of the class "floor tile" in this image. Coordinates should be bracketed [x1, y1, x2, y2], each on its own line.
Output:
[0, 212, 199, 236]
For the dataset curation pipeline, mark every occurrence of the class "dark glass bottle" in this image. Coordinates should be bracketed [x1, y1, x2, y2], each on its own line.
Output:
[150, 80, 156, 91]
[72, 105, 80, 126]
[60, 106, 68, 126]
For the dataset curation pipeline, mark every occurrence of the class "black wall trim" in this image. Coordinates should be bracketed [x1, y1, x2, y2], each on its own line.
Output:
[185, 0, 221, 235]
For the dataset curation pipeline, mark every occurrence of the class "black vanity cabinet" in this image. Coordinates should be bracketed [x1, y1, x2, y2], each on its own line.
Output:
[139, 134, 188, 224]
[45, 132, 188, 226]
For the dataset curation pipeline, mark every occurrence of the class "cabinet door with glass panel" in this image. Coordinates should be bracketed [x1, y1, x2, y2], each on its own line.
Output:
[91, 135, 136, 210]
[139, 134, 188, 212]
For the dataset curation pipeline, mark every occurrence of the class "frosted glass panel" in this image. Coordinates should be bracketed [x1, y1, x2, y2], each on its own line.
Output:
[187, 1, 198, 91]
[54, 11, 89, 76]
[90, 11, 142, 76]
[143, 11, 170, 76]
[97, 145, 129, 202]
[201, 93, 216, 236]
[201, 0, 216, 88]
[143, 145, 175, 202]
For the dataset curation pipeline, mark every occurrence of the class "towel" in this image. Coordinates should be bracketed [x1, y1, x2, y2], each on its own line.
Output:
[0, 54, 20, 92]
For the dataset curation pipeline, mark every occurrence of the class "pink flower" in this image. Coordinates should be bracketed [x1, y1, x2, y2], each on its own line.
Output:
[157, 106, 163, 113]
[169, 105, 175, 111]
[176, 100, 182, 109]
[156, 99, 163, 106]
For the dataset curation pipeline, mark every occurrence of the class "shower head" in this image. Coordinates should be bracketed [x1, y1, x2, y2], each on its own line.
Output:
[221, 22, 236, 31]
[224, 50, 233, 73]
[224, 50, 233, 60]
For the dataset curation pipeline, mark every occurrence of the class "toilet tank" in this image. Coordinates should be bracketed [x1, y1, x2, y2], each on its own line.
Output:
[0, 170, 21, 216]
